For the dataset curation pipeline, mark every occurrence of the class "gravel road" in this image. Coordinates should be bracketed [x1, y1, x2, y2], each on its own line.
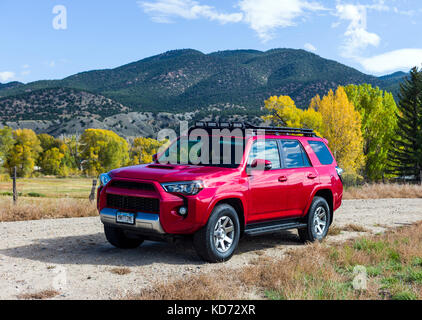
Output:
[1, 199, 422, 300]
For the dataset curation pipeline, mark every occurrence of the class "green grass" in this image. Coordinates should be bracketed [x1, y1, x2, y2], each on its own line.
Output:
[0, 177, 95, 199]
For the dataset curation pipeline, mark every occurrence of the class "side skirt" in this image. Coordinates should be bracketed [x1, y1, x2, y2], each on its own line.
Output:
[244, 218, 307, 237]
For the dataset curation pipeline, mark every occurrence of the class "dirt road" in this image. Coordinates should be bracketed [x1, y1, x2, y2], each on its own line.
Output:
[1, 198, 421, 300]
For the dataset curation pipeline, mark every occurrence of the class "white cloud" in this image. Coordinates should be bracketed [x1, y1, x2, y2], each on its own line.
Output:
[139, 0, 243, 24]
[140, 0, 325, 42]
[0, 71, 15, 82]
[238, 0, 325, 42]
[304, 43, 317, 52]
[360, 49, 422, 73]
[335, 4, 381, 59]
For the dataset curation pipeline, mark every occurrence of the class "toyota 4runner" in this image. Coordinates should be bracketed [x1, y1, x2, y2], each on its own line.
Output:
[97, 122, 343, 263]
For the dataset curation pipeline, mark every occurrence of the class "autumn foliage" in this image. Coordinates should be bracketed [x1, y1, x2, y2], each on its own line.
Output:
[264, 84, 399, 180]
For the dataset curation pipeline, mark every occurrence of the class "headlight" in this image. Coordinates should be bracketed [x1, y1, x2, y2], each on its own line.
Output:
[99, 173, 112, 187]
[161, 181, 204, 196]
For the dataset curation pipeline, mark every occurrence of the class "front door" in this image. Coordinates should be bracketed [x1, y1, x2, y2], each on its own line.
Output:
[247, 139, 286, 222]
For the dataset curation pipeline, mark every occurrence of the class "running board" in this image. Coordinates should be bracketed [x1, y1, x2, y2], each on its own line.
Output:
[244, 219, 307, 237]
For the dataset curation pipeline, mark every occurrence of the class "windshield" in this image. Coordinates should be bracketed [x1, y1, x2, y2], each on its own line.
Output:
[158, 136, 245, 168]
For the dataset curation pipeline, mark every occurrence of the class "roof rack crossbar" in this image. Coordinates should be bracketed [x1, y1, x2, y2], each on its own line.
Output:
[189, 121, 316, 137]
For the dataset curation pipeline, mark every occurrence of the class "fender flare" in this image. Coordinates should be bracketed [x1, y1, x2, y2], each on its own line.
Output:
[202, 193, 248, 227]
[303, 185, 334, 218]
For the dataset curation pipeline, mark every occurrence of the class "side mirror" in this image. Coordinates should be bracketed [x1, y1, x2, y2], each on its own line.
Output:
[251, 159, 272, 171]
[152, 154, 158, 163]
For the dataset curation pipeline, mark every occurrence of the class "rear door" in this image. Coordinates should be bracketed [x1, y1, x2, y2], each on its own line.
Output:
[277, 139, 319, 217]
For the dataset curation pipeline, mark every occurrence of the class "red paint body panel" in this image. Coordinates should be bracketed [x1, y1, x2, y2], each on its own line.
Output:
[98, 134, 343, 235]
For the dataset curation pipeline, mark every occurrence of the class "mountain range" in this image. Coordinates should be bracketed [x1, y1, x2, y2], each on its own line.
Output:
[0, 48, 407, 137]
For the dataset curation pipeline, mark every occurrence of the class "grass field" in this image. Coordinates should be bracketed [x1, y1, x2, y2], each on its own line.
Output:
[0, 177, 97, 222]
[0, 177, 94, 199]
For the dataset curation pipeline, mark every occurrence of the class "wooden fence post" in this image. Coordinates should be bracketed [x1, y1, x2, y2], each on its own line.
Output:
[13, 166, 17, 205]
[89, 179, 97, 202]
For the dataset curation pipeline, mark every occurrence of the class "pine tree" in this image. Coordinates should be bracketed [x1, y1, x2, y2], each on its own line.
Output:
[389, 67, 422, 181]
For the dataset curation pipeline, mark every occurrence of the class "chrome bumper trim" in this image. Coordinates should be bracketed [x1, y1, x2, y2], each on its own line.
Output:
[100, 208, 165, 234]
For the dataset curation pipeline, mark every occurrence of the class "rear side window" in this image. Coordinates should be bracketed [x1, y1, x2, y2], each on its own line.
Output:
[280, 140, 311, 168]
[308, 141, 334, 165]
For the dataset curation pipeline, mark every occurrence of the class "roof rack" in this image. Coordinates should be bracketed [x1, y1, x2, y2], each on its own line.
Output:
[190, 121, 317, 137]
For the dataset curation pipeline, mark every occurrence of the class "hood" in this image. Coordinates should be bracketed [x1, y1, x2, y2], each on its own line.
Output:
[111, 164, 235, 183]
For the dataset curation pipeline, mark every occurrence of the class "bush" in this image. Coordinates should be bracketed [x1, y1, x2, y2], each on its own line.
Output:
[27, 192, 46, 198]
[0, 174, 11, 182]
[342, 173, 364, 188]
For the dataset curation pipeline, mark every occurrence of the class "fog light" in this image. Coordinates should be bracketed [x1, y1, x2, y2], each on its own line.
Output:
[178, 206, 188, 216]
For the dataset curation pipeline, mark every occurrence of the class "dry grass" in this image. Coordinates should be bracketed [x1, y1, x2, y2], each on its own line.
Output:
[0, 197, 97, 222]
[341, 224, 369, 233]
[18, 289, 60, 300]
[344, 183, 422, 200]
[110, 267, 132, 275]
[128, 273, 245, 300]
[328, 226, 343, 236]
[130, 222, 422, 300]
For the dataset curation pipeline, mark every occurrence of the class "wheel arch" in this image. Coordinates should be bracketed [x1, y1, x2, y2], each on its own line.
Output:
[313, 189, 334, 225]
[208, 197, 246, 236]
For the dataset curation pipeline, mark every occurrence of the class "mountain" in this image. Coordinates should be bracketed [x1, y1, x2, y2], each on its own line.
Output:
[0, 87, 129, 122]
[0, 81, 23, 91]
[0, 48, 406, 136]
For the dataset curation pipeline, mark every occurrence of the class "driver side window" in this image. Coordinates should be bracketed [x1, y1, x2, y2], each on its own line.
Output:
[247, 140, 281, 170]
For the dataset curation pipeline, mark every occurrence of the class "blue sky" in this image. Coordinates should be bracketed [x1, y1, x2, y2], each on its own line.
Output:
[1, 0, 422, 83]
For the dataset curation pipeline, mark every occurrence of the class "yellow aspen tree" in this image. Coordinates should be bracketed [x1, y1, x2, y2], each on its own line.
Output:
[315, 87, 364, 175]
[262, 95, 323, 135]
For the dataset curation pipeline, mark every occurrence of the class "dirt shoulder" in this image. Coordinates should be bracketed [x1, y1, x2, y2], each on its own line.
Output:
[0, 198, 421, 300]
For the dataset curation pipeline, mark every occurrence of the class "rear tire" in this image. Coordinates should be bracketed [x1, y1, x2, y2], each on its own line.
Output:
[298, 196, 330, 243]
[104, 225, 144, 249]
[193, 204, 240, 263]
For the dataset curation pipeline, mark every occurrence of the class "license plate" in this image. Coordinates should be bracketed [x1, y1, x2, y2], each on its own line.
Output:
[116, 212, 135, 225]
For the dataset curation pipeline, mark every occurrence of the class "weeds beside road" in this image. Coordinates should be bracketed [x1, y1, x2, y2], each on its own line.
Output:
[344, 183, 422, 200]
[0, 197, 97, 222]
[130, 222, 422, 300]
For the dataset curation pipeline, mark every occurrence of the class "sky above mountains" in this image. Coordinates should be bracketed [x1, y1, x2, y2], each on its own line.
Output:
[1, 0, 421, 83]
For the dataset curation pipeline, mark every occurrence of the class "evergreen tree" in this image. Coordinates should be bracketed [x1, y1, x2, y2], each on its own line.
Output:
[389, 67, 422, 181]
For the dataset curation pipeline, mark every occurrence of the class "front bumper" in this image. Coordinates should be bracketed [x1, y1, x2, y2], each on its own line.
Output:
[100, 208, 165, 234]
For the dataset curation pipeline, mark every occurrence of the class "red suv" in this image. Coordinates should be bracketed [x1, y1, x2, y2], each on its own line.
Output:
[97, 122, 343, 263]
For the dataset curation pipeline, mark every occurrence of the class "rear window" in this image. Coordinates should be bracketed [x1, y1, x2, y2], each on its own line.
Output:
[308, 141, 334, 165]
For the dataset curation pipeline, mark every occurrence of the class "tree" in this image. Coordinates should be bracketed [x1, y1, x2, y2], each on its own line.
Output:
[389, 67, 422, 181]
[0, 126, 14, 167]
[6, 129, 42, 177]
[79, 129, 130, 176]
[312, 87, 364, 175]
[36, 134, 75, 176]
[39, 147, 64, 176]
[345, 84, 398, 181]
[130, 137, 168, 165]
[262, 95, 323, 135]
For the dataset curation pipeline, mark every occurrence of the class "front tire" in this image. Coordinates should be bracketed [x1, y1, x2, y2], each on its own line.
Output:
[298, 196, 331, 243]
[104, 225, 144, 249]
[193, 204, 240, 263]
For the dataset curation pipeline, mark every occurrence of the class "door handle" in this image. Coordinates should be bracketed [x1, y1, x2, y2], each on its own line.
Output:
[307, 173, 317, 180]
[278, 176, 288, 182]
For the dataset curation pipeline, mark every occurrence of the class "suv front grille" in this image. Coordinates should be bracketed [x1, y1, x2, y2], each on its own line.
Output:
[109, 180, 155, 192]
[107, 194, 159, 213]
